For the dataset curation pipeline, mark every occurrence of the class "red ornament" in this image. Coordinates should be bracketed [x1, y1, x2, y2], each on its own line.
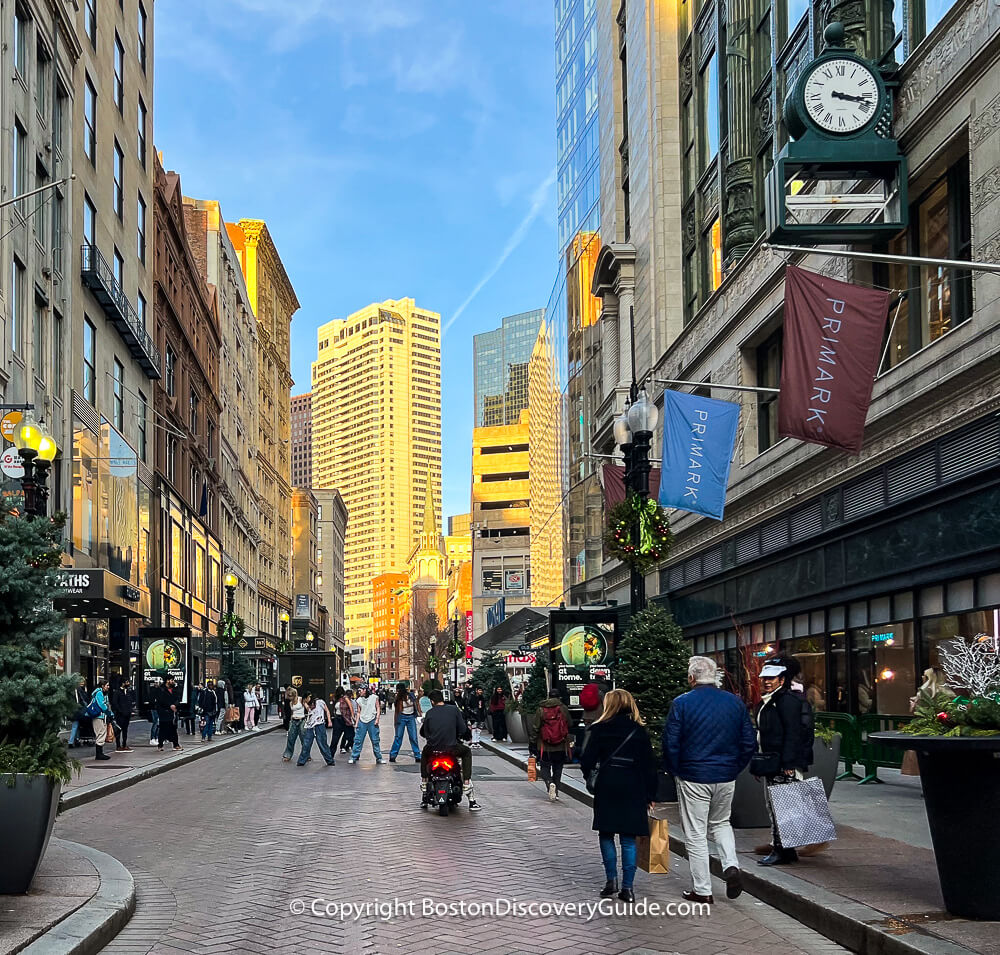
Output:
[936, 711, 950, 723]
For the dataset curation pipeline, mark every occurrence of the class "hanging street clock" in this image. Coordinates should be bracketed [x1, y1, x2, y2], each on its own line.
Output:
[766, 23, 907, 244]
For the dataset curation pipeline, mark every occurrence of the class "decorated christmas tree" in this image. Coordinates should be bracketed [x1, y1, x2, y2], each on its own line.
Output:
[615, 605, 689, 751]
[0, 515, 79, 781]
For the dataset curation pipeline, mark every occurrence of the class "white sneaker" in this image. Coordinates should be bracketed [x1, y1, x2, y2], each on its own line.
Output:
[548, 783, 557, 802]
[377, 759, 386, 764]
[348, 758, 355, 764]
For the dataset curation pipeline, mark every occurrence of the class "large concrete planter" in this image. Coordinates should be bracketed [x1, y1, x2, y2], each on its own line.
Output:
[810, 734, 841, 799]
[0, 775, 62, 894]
[507, 711, 529, 744]
[873, 732, 1000, 920]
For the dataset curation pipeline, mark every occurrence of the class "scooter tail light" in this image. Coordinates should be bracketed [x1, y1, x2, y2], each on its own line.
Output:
[430, 756, 455, 772]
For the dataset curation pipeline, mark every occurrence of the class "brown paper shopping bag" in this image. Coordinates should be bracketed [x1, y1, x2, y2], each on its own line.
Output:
[637, 806, 670, 874]
[526, 756, 537, 781]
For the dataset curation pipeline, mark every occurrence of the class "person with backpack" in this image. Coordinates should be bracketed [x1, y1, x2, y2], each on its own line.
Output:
[199, 681, 219, 741]
[755, 655, 815, 867]
[528, 691, 572, 801]
[85, 679, 114, 761]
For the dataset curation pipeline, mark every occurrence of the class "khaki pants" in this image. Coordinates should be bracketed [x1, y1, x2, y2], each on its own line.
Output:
[93, 717, 108, 746]
[676, 779, 739, 897]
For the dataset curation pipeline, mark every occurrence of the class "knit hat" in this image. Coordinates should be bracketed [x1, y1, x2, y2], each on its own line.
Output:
[580, 683, 600, 711]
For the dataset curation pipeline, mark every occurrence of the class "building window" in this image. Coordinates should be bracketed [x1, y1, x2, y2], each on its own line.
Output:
[756, 327, 783, 453]
[52, 188, 64, 273]
[137, 290, 147, 328]
[137, 193, 147, 263]
[83, 194, 96, 246]
[53, 84, 67, 156]
[13, 9, 27, 77]
[884, 157, 971, 370]
[207, 419, 215, 457]
[783, 0, 809, 44]
[137, 97, 147, 167]
[53, 310, 63, 383]
[10, 259, 24, 353]
[12, 121, 26, 216]
[84, 74, 97, 163]
[700, 49, 719, 171]
[138, 390, 148, 462]
[702, 217, 722, 295]
[113, 359, 125, 430]
[138, 3, 148, 71]
[167, 438, 177, 483]
[35, 41, 49, 116]
[190, 389, 199, 435]
[113, 142, 124, 220]
[113, 247, 124, 287]
[165, 346, 176, 396]
[113, 34, 125, 112]
[33, 300, 45, 377]
[83, 319, 96, 404]
[33, 162, 48, 247]
[85, 0, 97, 46]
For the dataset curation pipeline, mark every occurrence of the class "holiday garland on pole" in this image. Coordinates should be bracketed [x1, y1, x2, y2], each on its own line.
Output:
[604, 492, 673, 572]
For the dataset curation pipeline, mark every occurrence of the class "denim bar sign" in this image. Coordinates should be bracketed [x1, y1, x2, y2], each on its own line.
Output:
[658, 389, 740, 521]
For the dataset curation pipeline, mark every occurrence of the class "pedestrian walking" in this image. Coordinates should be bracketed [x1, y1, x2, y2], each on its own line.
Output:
[85, 679, 114, 761]
[330, 687, 356, 754]
[755, 655, 815, 866]
[664, 656, 756, 904]
[148, 693, 160, 747]
[182, 685, 198, 736]
[215, 679, 231, 734]
[465, 687, 487, 747]
[282, 689, 307, 761]
[579, 688, 657, 904]
[253, 684, 264, 725]
[389, 684, 422, 762]
[68, 678, 90, 748]
[349, 688, 385, 764]
[111, 679, 136, 752]
[489, 686, 509, 742]
[297, 692, 336, 767]
[243, 684, 258, 731]
[278, 686, 290, 728]
[528, 691, 573, 801]
[156, 677, 183, 752]
[199, 681, 218, 741]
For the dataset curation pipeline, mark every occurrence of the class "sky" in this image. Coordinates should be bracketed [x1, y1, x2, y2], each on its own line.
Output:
[154, 0, 558, 523]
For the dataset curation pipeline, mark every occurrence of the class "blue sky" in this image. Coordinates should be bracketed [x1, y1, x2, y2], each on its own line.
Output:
[154, 0, 557, 522]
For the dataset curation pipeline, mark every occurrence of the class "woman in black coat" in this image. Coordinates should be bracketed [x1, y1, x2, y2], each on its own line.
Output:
[755, 656, 814, 866]
[579, 689, 657, 903]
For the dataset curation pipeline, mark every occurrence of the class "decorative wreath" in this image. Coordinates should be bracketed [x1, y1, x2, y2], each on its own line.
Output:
[426, 655, 440, 672]
[604, 492, 673, 573]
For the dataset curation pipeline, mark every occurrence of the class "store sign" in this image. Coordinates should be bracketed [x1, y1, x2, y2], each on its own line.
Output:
[506, 653, 536, 666]
[486, 597, 506, 630]
[295, 593, 310, 618]
[294, 639, 317, 651]
[504, 570, 525, 591]
[254, 637, 267, 649]
[55, 571, 95, 596]
[0, 446, 25, 479]
[465, 609, 474, 660]
[871, 632, 895, 644]
[120, 585, 141, 603]
[1, 411, 23, 442]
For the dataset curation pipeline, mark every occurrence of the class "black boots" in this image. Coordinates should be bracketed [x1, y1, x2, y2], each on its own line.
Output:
[600, 879, 618, 898]
[757, 848, 798, 866]
[618, 887, 635, 904]
[95, 746, 111, 761]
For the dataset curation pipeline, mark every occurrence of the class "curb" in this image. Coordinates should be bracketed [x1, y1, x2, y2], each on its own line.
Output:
[481, 740, 977, 955]
[18, 838, 135, 955]
[59, 723, 283, 813]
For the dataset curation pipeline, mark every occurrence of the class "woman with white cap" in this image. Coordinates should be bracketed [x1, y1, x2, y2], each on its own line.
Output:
[755, 655, 814, 866]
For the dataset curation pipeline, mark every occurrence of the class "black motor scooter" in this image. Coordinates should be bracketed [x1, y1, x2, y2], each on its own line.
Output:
[422, 751, 464, 816]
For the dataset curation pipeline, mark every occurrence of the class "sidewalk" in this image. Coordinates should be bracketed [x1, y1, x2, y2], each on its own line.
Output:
[483, 738, 999, 955]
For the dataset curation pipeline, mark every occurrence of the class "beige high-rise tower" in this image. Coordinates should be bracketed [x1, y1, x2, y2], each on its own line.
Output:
[312, 298, 441, 656]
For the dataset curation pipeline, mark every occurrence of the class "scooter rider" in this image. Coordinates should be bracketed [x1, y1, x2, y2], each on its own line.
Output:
[419, 690, 481, 812]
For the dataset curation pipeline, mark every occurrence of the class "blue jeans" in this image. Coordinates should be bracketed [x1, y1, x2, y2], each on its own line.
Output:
[68, 720, 82, 745]
[600, 833, 638, 889]
[298, 724, 335, 766]
[390, 714, 421, 759]
[283, 719, 304, 759]
[150, 710, 159, 742]
[201, 715, 216, 740]
[350, 719, 383, 761]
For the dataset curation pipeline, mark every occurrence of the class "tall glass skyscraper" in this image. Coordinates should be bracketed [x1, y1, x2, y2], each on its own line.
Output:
[473, 310, 545, 428]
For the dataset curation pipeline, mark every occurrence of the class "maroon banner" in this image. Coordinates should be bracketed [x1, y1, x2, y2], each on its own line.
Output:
[778, 266, 890, 455]
[602, 463, 661, 508]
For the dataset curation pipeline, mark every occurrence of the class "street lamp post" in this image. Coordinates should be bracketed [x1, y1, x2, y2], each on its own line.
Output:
[280, 611, 289, 649]
[452, 612, 460, 692]
[614, 387, 659, 613]
[15, 413, 58, 518]
[224, 573, 238, 677]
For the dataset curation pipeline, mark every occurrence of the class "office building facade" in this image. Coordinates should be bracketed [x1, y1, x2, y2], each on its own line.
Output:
[290, 391, 312, 488]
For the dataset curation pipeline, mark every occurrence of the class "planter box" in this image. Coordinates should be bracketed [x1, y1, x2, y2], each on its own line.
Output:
[0, 775, 61, 894]
[810, 734, 841, 799]
[872, 732, 1000, 920]
[507, 712, 529, 744]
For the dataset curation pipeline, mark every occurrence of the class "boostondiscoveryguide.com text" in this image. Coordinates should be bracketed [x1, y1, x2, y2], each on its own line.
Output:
[288, 897, 711, 921]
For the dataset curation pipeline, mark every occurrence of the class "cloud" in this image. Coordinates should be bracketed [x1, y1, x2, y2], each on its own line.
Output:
[442, 167, 556, 337]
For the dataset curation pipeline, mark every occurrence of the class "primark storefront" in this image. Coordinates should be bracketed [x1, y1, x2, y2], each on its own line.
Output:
[657, 411, 1000, 716]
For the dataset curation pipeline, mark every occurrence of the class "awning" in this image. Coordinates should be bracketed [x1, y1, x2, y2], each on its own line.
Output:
[472, 606, 549, 651]
[53, 568, 150, 619]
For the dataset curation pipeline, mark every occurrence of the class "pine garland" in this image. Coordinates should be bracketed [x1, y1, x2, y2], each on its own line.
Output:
[604, 492, 673, 573]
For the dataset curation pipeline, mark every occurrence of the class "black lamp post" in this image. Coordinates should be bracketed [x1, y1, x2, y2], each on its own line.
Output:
[224, 572, 238, 675]
[452, 612, 460, 690]
[15, 413, 58, 518]
[280, 611, 289, 649]
[613, 387, 659, 613]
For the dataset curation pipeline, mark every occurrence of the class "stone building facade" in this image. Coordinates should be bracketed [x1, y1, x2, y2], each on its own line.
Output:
[314, 487, 348, 654]
[151, 159, 222, 681]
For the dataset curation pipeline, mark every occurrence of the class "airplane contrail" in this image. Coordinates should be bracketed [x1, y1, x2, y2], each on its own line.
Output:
[442, 168, 556, 338]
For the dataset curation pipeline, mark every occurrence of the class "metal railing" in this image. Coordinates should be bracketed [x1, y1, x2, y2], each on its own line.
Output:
[80, 244, 161, 378]
[815, 711, 915, 785]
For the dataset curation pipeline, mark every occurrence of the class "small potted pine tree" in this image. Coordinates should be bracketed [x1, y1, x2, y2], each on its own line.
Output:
[0, 515, 79, 893]
[872, 635, 1000, 920]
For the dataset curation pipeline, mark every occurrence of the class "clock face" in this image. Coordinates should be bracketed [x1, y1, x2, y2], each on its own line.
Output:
[803, 58, 880, 133]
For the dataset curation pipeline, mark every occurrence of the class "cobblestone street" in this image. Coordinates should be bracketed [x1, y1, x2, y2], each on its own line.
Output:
[55, 716, 844, 955]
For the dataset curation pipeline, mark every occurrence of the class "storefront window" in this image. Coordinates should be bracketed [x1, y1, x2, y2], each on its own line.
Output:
[73, 427, 98, 557]
[850, 622, 915, 715]
[782, 635, 827, 709]
[829, 631, 848, 712]
[921, 610, 999, 673]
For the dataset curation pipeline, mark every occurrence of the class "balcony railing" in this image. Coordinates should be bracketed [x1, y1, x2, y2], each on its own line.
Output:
[81, 244, 161, 379]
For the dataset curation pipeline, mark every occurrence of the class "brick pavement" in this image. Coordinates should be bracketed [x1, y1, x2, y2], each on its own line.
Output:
[55, 715, 846, 955]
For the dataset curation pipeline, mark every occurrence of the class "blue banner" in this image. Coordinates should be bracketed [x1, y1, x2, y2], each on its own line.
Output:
[658, 390, 740, 521]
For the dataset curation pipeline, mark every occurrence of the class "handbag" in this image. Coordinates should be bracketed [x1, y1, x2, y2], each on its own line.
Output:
[106, 721, 116, 744]
[225, 705, 239, 723]
[766, 776, 837, 848]
[586, 728, 637, 794]
[750, 752, 781, 777]
[637, 806, 671, 874]
[84, 697, 103, 718]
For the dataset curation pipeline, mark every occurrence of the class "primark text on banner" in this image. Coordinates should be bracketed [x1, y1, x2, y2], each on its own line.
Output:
[778, 265, 890, 455]
[658, 390, 740, 521]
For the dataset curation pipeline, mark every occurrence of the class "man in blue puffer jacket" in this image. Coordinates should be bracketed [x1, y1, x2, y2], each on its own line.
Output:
[663, 656, 756, 905]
